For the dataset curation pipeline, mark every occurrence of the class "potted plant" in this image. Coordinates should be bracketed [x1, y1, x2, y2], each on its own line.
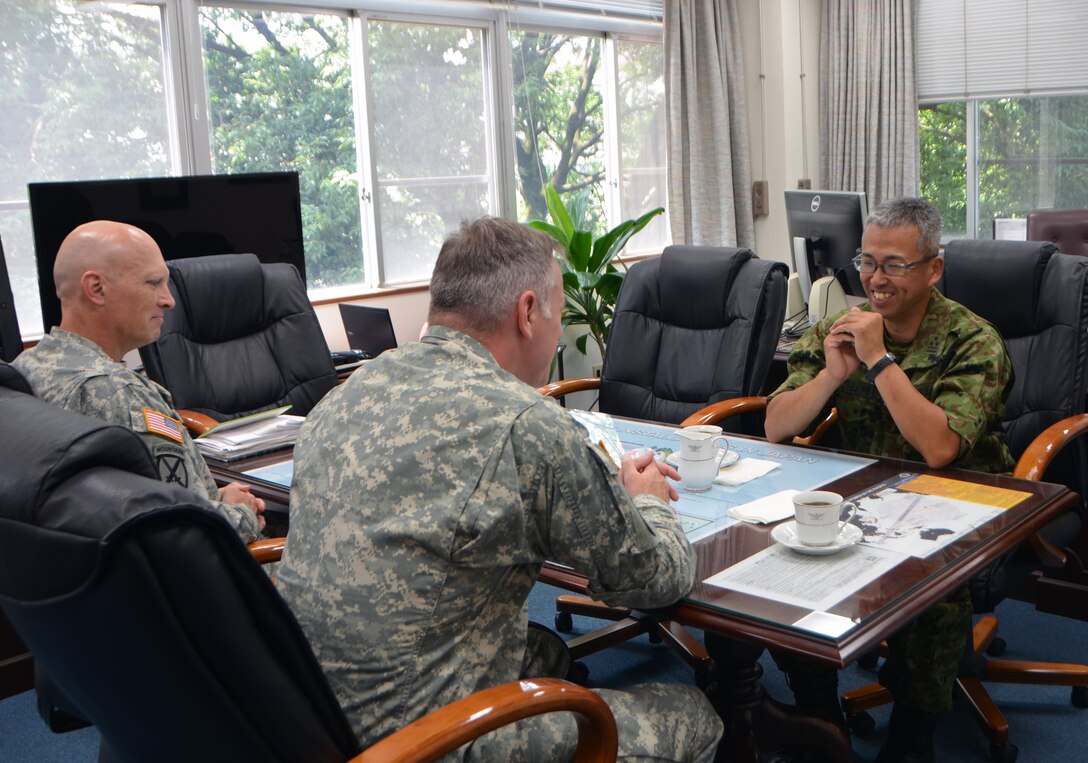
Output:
[529, 184, 663, 358]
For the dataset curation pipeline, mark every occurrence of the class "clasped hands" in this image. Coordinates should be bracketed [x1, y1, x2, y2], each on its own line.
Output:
[825, 307, 888, 382]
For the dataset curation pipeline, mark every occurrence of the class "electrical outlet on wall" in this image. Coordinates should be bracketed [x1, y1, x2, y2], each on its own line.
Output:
[797, 179, 812, 189]
[752, 180, 769, 217]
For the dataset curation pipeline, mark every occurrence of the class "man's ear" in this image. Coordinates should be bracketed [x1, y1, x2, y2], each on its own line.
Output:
[515, 289, 537, 339]
[81, 270, 107, 306]
[927, 255, 945, 287]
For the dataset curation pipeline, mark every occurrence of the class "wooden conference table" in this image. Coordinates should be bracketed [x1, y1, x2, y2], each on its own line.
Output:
[208, 420, 1077, 763]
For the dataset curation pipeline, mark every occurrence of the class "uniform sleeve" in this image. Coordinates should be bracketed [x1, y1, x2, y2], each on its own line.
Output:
[514, 404, 695, 611]
[74, 377, 262, 543]
[932, 325, 1013, 454]
[767, 322, 829, 401]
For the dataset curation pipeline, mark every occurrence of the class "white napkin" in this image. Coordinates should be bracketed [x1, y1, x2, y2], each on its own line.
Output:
[727, 489, 800, 524]
[714, 457, 781, 487]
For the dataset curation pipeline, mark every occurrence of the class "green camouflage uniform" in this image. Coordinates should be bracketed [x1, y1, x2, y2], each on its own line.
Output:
[770, 287, 1014, 712]
[13, 328, 261, 542]
[276, 325, 723, 762]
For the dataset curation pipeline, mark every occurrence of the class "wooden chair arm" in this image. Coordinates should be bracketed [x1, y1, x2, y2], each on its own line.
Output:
[1013, 413, 1088, 567]
[680, 396, 768, 427]
[247, 537, 286, 565]
[538, 377, 602, 399]
[353, 678, 618, 763]
[177, 409, 220, 437]
[794, 408, 839, 447]
[1013, 413, 1088, 482]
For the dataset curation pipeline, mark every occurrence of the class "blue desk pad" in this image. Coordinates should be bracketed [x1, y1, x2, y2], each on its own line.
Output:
[243, 413, 875, 545]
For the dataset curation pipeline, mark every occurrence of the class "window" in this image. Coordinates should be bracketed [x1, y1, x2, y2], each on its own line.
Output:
[368, 20, 491, 285]
[916, 0, 1088, 239]
[0, 1, 171, 337]
[200, 6, 360, 289]
[1, 1, 665, 339]
[920, 96, 1088, 240]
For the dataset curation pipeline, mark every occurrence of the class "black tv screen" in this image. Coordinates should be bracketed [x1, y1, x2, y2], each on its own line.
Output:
[28, 171, 306, 331]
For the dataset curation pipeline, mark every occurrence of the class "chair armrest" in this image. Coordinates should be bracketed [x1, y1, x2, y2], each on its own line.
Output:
[1013, 413, 1088, 566]
[353, 678, 617, 763]
[794, 408, 838, 447]
[177, 409, 220, 437]
[538, 377, 602, 399]
[247, 537, 286, 565]
[680, 396, 768, 427]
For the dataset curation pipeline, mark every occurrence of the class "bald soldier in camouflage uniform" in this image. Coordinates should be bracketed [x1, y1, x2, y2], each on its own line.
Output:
[13, 221, 265, 543]
[276, 217, 723, 762]
[766, 198, 1014, 763]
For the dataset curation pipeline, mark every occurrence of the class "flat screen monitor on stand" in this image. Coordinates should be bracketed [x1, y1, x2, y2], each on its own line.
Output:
[784, 189, 869, 331]
[0, 236, 22, 362]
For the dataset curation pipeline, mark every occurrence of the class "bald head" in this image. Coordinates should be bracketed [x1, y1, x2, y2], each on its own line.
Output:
[54, 221, 175, 360]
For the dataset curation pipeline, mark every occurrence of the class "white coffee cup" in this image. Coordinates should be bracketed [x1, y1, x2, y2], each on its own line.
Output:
[791, 490, 858, 546]
[675, 425, 729, 492]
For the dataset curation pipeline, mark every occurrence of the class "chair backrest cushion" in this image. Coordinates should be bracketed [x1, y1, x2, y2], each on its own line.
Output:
[139, 253, 337, 421]
[599, 246, 788, 425]
[1026, 209, 1088, 257]
[0, 385, 360, 762]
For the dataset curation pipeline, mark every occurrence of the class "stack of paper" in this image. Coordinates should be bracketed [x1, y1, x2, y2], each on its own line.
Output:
[194, 406, 304, 461]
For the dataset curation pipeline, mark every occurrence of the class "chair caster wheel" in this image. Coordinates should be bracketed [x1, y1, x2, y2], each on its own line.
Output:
[695, 671, 710, 690]
[555, 611, 573, 633]
[986, 637, 1007, 657]
[846, 710, 875, 736]
[1072, 685, 1088, 708]
[567, 660, 589, 686]
[990, 741, 1018, 763]
[648, 629, 663, 644]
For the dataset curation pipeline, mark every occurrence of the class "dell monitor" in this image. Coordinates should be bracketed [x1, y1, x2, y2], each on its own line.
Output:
[784, 189, 869, 303]
[28, 171, 306, 332]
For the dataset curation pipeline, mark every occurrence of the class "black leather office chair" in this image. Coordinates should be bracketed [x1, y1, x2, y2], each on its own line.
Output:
[542, 245, 788, 431]
[139, 253, 338, 434]
[541, 246, 788, 680]
[1026, 209, 1088, 257]
[842, 240, 1088, 763]
[0, 236, 23, 362]
[0, 366, 618, 763]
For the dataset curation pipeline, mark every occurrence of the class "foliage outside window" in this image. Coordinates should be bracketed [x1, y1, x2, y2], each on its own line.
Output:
[920, 95, 1088, 240]
[0, 0, 171, 336]
[1, 1, 666, 340]
[201, 7, 360, 289]
[369, 21, 490, 285]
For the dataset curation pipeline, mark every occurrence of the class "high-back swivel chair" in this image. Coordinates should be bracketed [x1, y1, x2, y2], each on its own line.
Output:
[842, 240, 1088, 762]
[139, 253, 338, 434]
[541, 246, 788, 681]
[542, 245, 789, 430]
[0, 364, 618, 763]
[0, 236, 23, 362]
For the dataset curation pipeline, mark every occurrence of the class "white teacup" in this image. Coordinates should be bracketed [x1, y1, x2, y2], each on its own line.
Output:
[675, 425, 729, 492]
[791, 490, 858, 546]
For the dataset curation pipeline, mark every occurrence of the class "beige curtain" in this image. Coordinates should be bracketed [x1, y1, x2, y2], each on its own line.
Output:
[820, 0, 919, 206]
[664, 0, 754, 248]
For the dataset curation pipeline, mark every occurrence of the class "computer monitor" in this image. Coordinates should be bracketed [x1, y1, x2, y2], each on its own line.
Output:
[0, 236, 23, 362]
[28, 171, 306, 332]
[784, 189, 869, 301]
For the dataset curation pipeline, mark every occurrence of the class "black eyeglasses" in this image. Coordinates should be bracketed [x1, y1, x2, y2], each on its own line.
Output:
[852, 252, 938, 277]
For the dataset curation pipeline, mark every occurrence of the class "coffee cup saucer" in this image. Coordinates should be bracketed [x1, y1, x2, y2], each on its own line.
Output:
[665, 449, 740, 469]
[771, 521, 863, 556]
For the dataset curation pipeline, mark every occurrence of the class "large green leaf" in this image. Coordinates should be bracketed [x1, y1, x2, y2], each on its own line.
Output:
[544, 184, 575, 243]
[527, 220, 567, 247]
[567, 230, 594, 271]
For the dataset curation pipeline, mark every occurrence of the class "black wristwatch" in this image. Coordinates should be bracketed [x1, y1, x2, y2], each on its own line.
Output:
[865, 352, 896, 384]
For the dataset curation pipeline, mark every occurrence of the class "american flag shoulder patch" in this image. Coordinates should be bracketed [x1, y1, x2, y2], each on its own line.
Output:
[143, 409, 185, 443]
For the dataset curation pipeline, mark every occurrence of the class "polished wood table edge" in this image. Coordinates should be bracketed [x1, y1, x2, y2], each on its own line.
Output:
[541, 479, 1078, 670]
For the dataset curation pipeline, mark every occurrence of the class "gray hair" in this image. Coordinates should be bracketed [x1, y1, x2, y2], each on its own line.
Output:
[429, 216, 559, 332]
[867, 197, 943, 256]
